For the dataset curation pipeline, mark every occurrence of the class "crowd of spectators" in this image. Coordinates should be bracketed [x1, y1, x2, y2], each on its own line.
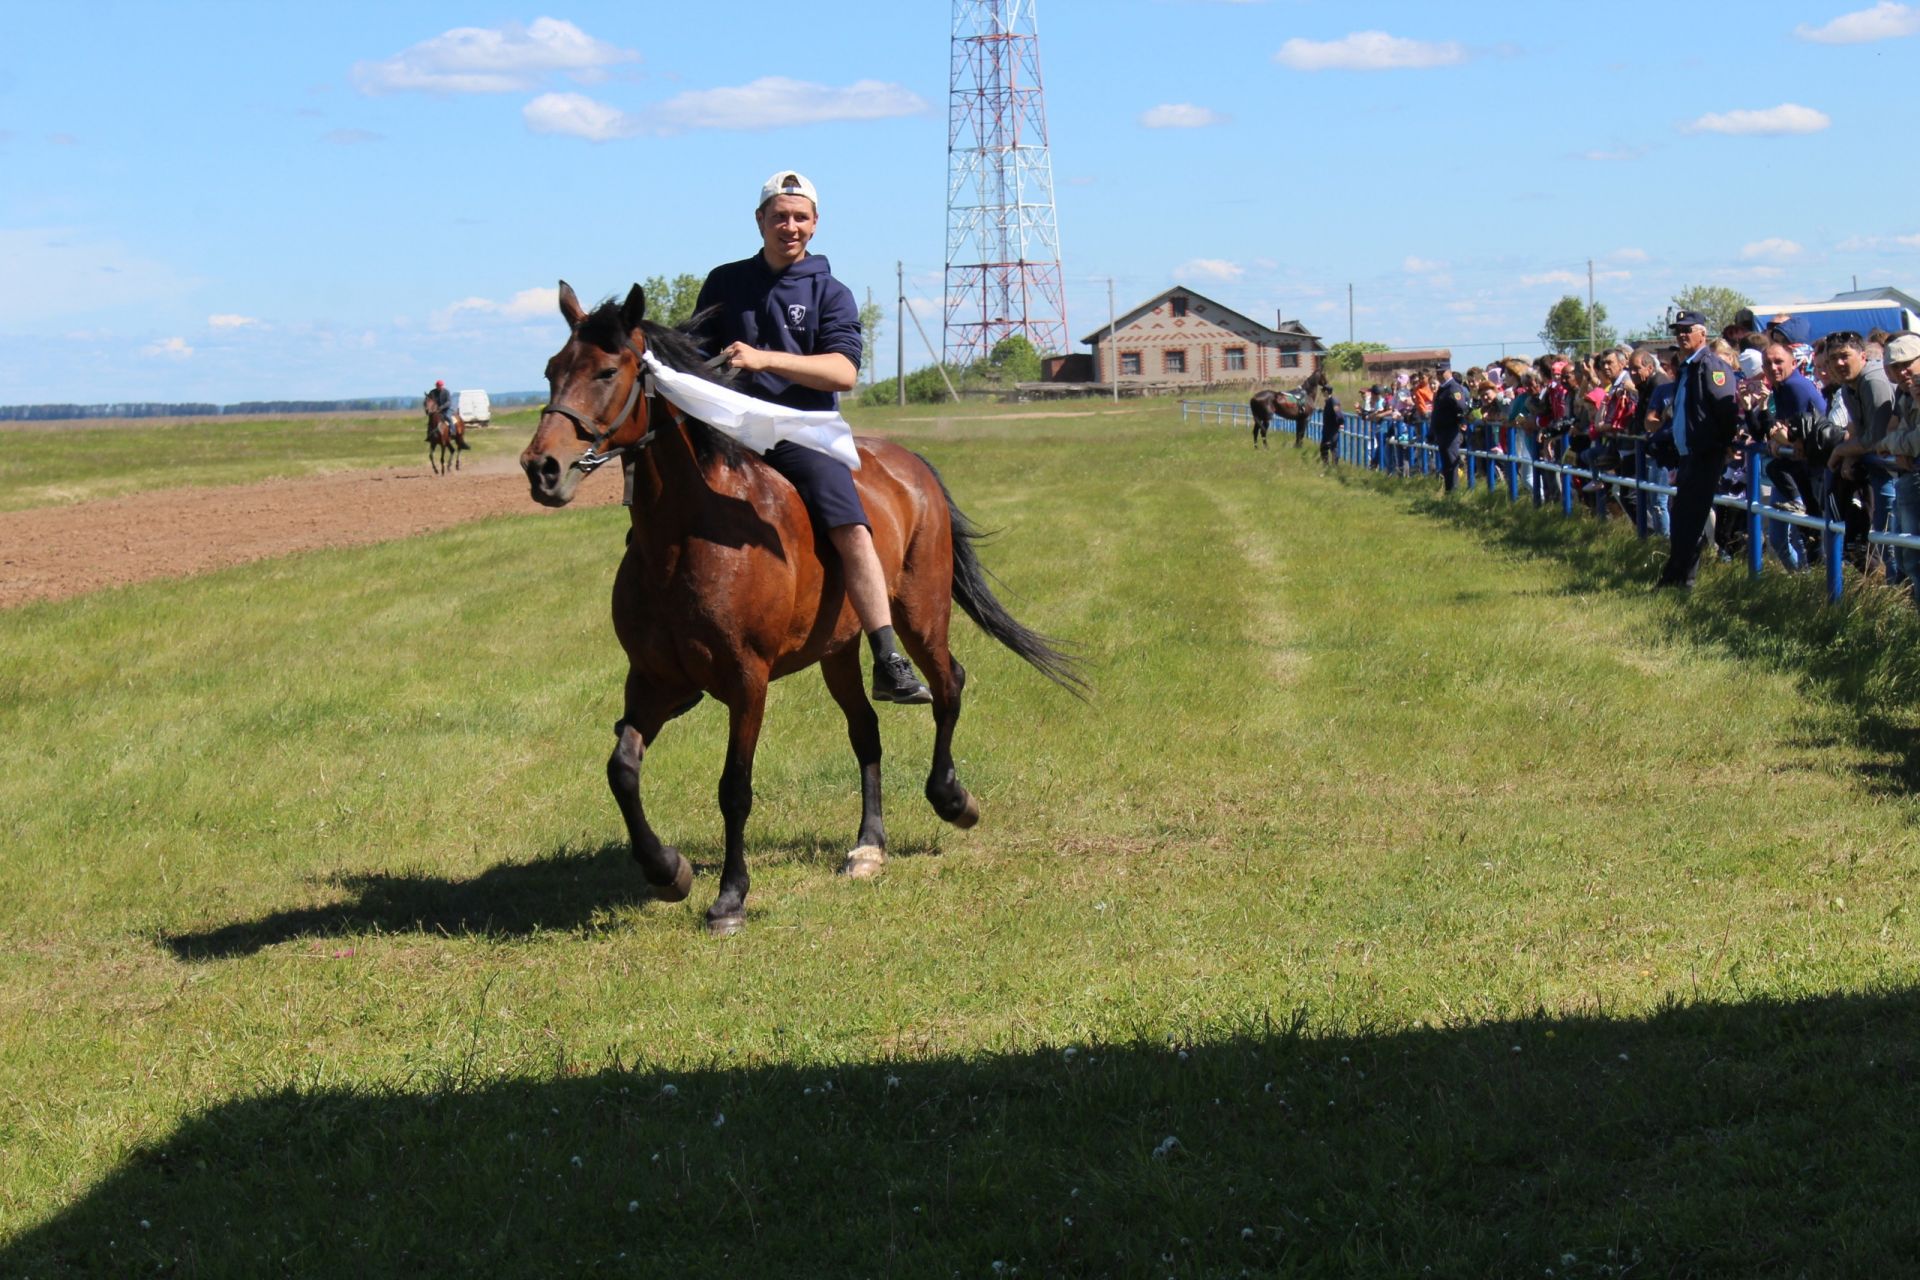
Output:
[1347, 313, 1920, 601]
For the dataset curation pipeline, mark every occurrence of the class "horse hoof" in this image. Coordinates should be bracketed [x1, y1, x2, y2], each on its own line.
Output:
[947, 791, 980, 830]
[839, 845, 886, 879]
[653, 851, 693, 903]
[705, 911, 744, 938]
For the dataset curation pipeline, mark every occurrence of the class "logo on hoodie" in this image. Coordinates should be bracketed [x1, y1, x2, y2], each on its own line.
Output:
[787, 304, 808, 328]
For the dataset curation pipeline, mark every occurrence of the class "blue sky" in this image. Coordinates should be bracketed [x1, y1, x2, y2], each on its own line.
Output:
[3, 0, 1917, 403]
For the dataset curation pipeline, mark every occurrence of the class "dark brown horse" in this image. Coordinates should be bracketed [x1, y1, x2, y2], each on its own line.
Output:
[519, 282, 1084, 935]
[425, 395, 465, 474]
[1248, 369, 1331, 449]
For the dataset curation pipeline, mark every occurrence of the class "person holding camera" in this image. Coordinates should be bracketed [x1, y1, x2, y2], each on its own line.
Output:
[1757, 340, 1828, 571]
[1881, 333, 1920, 603]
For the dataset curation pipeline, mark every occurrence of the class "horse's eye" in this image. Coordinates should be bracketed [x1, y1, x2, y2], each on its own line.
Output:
[596, 369, 616, 380]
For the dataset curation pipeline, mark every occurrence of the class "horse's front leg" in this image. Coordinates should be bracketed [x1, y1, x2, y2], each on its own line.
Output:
[607, 673, 697, 904]
[707, 673, 768, 936]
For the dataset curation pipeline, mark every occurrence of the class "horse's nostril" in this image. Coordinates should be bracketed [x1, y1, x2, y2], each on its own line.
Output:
[540, 456, 562, 485]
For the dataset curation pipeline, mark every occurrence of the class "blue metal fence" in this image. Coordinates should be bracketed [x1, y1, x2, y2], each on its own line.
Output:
[1179, 399, 1920, 605]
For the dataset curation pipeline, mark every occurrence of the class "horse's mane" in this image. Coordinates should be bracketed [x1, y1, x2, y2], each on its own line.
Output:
[578, 299, 745, 466]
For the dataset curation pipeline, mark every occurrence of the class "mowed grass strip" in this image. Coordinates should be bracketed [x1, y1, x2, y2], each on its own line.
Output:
[2, 404, 1918, 1275]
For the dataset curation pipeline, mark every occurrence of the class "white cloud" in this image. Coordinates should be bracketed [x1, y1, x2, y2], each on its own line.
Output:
[1899, 233, 1920, 248]
[524, 92, 634, 141]
[1403, 255, 1447, 273]
[1795, 2, 1920, 43]
[1140, 103, 1225, 128]
[649, 77, 927, 132]
[1520, 269, 1631, 288]
[352, 18, 637, 95]
[1610, 248, 1650, 263]
[1579, 146, 1646, 162]
[1740, 238, 1803, 260]
[1274, 31, 1467, 71]
[432, 287, 560, 329]
[142, 336, 193, 359]
[1686, 103, 1830, 136]
[525, 78, 928, 140]
[207, 314, 260, 329]
[1177, 258, 1245, 282]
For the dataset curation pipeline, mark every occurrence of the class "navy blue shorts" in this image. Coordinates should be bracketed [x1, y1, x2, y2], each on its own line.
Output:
[762, 440, 869, 531]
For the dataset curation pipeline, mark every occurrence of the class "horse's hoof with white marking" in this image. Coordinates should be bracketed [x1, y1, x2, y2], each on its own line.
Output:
[839, 845, 887, 879]
[705, 911, 744, 938]
[653, 851, 693, 903]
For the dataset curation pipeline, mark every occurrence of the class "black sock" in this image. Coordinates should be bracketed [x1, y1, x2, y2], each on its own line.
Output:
[867, 625, 900, 661]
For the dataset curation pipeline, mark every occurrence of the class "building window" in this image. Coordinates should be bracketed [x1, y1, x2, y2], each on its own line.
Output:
[1224, 347, 1246, 372]
[1280, 344, 1300, 369]
[1170, 296, 1188, 318]
[1165, 350, 1187, 374]
[1120, 351, 1141, 376]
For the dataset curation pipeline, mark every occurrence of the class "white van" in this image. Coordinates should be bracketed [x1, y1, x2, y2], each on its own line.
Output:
[457, 389, 491, 427]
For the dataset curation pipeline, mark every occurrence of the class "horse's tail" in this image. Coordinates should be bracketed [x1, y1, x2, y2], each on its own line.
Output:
[918, 454, 1090, 700]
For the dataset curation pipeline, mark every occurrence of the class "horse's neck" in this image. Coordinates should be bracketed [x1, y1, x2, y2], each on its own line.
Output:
[625, 407, 719, 534]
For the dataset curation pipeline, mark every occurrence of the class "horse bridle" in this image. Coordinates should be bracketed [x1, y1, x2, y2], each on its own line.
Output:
[539, 335, 658, 476]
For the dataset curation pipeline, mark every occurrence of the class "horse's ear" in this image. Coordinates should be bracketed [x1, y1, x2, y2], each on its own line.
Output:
[558, 280, 585, 327]
[620, 283, 647, 331]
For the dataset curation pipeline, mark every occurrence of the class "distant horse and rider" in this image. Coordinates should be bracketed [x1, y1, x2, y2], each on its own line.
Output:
[424, 384, 467, 475]
[1249, 368, 1332, 450]
[518, 282, 1085, 936]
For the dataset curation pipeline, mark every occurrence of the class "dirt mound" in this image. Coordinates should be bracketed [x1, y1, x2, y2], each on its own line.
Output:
[0, 455, 623, 609]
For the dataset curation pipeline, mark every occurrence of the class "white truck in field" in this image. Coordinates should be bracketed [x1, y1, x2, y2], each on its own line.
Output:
[457, 389, 491, 427]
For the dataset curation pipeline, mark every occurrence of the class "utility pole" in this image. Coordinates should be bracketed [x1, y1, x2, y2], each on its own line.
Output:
[1107, 278, 1117, 402]
[1587, 258, 1596, 355]
[1348, 283, 1354, 345]
[864, 286, 874, 387]
[896, 261, 905, 408]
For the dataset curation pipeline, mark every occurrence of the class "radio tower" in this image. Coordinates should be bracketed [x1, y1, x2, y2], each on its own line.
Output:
[944, 0, 1067, 367]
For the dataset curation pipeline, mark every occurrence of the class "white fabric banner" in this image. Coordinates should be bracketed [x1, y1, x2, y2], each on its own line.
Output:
[641, 350, 861, 471]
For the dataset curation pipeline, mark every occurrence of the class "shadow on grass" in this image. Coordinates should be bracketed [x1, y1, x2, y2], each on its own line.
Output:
[1347, 471, 1920, 799]
[161, 835, 944, 960]
[8, 988, 1919, 1276]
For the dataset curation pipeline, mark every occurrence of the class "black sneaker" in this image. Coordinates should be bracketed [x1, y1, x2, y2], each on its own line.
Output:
[872, 651, 932, 705]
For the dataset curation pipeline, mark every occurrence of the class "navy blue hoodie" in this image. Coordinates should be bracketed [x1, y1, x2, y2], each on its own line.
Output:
[692, 252, 863, 411]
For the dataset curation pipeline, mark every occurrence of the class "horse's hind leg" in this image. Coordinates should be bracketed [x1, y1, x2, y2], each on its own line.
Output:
[820, 645, 886, 878]
[894, 627, 977, 830]
[608, 672, 696, 905]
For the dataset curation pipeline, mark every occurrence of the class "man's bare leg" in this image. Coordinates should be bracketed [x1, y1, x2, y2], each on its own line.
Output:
[828, 523, 931, 704]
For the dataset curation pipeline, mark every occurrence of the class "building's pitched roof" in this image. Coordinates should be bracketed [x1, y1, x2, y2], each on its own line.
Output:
[1829, 285, 1920, 313]
[1080, 285, 1324, 349]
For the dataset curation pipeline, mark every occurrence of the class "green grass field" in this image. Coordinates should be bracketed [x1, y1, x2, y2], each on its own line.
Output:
[3, 402, 1919, 1276]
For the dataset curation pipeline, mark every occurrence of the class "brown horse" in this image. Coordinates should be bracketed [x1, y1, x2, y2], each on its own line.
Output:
[425, 395, 465, 474]
[519, 282, 1084, 935]
[1248, 369, 1330, 449]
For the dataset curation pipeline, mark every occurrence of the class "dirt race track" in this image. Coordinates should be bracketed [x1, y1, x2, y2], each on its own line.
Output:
[0, 455, 623, 610]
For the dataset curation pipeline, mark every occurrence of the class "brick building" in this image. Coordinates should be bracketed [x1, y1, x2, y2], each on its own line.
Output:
[1082, 286, 1325, 389]
[1361, 348, 1453, 383]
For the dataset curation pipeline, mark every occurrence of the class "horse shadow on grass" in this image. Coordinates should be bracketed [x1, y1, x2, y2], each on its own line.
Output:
[7, 987, 1919, 1276]
[161, 834, 945, 960]
[1346, 472, 1920, 799]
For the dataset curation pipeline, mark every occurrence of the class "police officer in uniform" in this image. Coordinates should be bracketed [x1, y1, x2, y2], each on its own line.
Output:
[1655, 309, 1740, 589]
[693, 170, 930, 704]
[1431, 366, 1470, 493]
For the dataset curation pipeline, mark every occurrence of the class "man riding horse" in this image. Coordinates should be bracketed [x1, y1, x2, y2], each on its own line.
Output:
[690, 170, 929, 705]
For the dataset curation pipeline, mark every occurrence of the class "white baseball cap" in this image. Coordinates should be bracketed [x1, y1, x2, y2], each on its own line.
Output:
[758, 169, 818, 211]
